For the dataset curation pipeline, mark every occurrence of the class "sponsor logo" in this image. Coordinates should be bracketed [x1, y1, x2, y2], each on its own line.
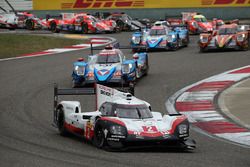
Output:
[100, 90, 112, 96]
[107, 137, 120, 141]
[111, 135, 126, 138]
[98, 69, 110, 76]
[98, 84, 113, 97]
[61, 0, 145, 9]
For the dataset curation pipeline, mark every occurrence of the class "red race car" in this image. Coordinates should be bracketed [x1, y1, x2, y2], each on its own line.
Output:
[48, 13, 116, 34]
[182, 12, 213, 34]
[199, 24, 249, 52]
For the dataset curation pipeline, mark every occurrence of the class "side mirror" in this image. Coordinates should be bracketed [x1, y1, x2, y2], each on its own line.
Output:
[133, 54, 139, 60]
[77, 58, 84, 62]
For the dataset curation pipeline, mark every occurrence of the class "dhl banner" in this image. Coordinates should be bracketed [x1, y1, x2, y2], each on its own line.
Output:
[33, 0, 250, 10]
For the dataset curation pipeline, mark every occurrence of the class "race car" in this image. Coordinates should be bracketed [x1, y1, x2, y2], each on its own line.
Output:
[0, 10, 48, 30]
[199, 24, 249, 52]
[0, 1, 48, 30]
[131, 25, 189, 51]
[182, 12, 213, 34]
[53, 84, 196, 150]
[71, 45, 149, 90]
[105, 13, 145, 31]
[49, 13, 116, 33]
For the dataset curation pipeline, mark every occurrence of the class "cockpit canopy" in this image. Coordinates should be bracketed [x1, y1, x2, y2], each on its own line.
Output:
[96, 50, 121, 64]
[100, 102, 153, 119]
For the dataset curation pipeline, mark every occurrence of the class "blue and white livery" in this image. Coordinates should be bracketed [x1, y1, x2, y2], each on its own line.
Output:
[131, 25, 189, 51]
[72, 46, 149, 90]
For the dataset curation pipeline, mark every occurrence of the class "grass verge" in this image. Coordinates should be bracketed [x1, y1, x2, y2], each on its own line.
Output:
[0, 34, 88, 59]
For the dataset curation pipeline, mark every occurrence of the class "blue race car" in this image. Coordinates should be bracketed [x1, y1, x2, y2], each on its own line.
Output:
[131, 24, 189, 52]
[72, 46, 149, 91]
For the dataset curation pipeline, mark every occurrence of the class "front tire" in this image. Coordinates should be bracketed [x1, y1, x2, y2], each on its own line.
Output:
[25, 19, 35, 30]
[199, 47, 206, 53]
[50, 22, 60, 33]
[116, 20, 124, 31]
[93, 126, 106, 149]
[81, 22, 88, 34]
[72, 80, 80, 88]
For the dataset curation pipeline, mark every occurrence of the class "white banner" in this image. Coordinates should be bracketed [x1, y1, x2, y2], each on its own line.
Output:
[0, 0, 33, 12]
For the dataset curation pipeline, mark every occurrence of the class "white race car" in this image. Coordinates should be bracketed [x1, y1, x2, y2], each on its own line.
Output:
[53, 84, 196, 150]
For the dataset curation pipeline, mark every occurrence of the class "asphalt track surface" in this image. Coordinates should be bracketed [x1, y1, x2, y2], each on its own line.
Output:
[0, 32, 250, 167]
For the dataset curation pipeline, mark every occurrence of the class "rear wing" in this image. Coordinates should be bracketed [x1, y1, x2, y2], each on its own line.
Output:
[182, 12, 197, 22]
[90, 41, 145, 54]
[61, 13, 77, 20]
[53, 84, 134, 124]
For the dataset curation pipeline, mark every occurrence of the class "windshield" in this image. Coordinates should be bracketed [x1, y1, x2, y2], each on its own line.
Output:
[115, 105, 153, 119]
[89, 16, 98, 22]
[218, 28, 237, 35]
[194, 17, 207, 22]
[123, 15, 132, 21]
[109, 15, 122, 20]
[96, 54, 120, 63]
[149, 29, 166, 36]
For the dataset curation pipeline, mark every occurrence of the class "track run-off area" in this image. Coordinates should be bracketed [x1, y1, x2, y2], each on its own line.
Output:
[0, 31, 249, 167]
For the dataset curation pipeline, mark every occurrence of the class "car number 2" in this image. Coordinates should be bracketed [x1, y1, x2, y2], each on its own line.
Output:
[142, 126, 157, 132]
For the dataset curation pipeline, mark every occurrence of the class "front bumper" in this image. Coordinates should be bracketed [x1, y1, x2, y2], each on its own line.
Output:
[201, 45, 241, 51]
[106, 134, 195, 150]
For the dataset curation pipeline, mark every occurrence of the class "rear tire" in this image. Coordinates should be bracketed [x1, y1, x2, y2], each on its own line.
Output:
[57, 108, 68, 136]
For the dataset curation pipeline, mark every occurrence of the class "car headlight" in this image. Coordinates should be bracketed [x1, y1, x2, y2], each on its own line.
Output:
[112, 21, 116, 27]
[90, 22, 96, 27]
[178, 124, 188, 137]
[200, 36, 208, 43]
[191, 22, 198, 28]
[237, 34, 245, 42]
[167, 34, 176, 42]
[110, 125, 126, 135]
[74, 66, 85, 76]
[122, 64, 133, 74]
[132, 36, 141, 44]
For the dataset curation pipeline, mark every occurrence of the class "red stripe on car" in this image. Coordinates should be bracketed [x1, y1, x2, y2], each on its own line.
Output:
[64, 122, 84, 134]
[100, 117, 125, 126]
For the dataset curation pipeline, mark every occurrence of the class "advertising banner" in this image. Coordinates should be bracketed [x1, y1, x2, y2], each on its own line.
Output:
[33, 0, 250, 10]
